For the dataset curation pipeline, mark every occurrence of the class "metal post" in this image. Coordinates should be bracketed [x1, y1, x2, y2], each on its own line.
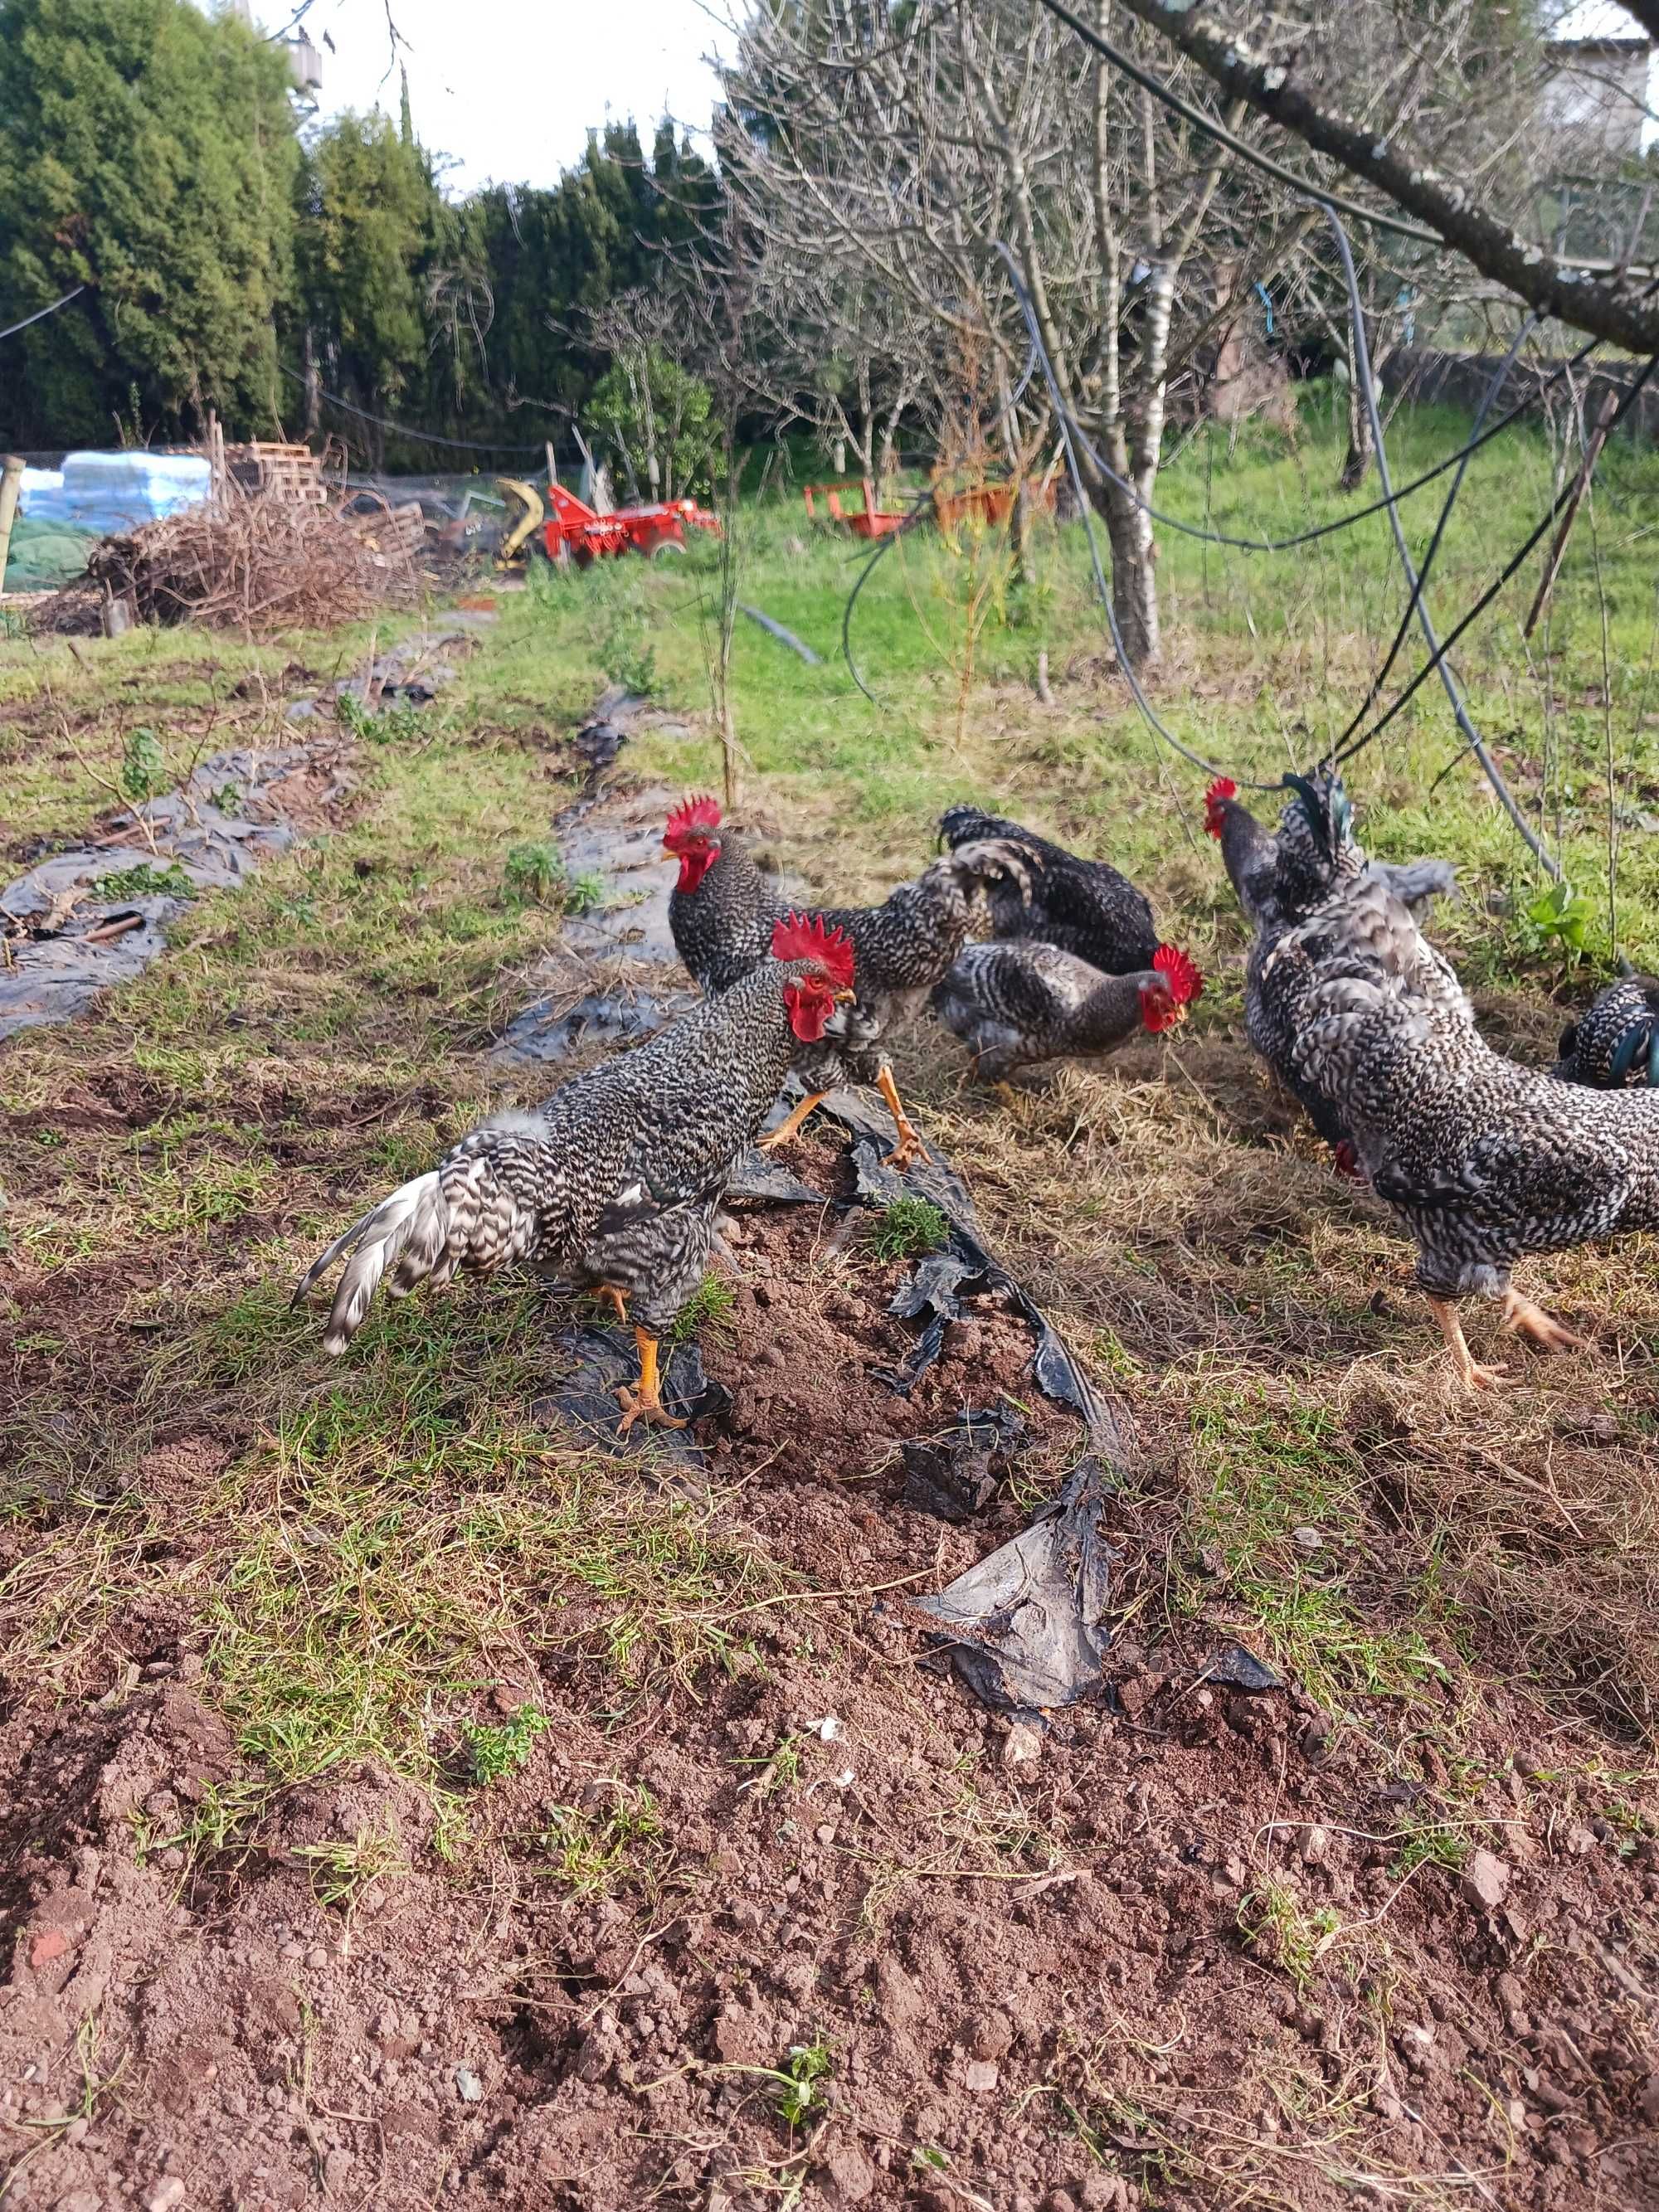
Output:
[0, 455, 25, 596]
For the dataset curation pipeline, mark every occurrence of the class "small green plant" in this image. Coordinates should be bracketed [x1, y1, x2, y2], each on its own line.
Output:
[664, 1271, 738, 1348]
[120, 727, 167, 803]
[867, 1196, 950, 1262]
[1237, 1877, 1342, 1991]
[292, 1826, 406, 1911]
[567, 869, 606, 914]
[536, 1784, 664, 1897]
[335, 693, 426, 745]
[597, 605, 658, 698]
[460, 1702, 549, 1785]
[1523, 878, 1595, 965]
[773, 2039, 832, 2127]
[503, 841, 567, 907]
[98, 859, 196, 902]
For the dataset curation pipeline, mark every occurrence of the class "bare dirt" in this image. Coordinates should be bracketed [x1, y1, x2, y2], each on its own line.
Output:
[3, 1111, 1658, 2212]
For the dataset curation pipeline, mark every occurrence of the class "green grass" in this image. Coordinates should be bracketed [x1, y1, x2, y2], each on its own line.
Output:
[867, 1196, 951, 1262]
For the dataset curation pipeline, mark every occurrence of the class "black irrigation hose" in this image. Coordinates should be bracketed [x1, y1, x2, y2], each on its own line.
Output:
[1320, 207, 1559, 876]
[1333, 339, 1659, 770]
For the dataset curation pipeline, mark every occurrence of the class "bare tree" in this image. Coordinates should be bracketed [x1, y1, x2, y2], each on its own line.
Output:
[716, 0, 1325, 668]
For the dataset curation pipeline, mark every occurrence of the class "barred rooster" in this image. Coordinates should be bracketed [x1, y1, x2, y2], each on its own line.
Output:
[664, 795, 781, 993]
[1555, 973, 1659, 1090]
[292, 915, 855, 1432]
[663, 795, 1029, 1168]
[932, 941, 1204, 1082]
[1209, 772, 1460, 1173]
[1286, 878, 1659, 1388]
[937, 804, 1159, 973]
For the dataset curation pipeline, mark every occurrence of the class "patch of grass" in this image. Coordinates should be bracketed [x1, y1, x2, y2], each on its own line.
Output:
[1237, 1876, 1344, 1990]
[120, 727, 167, 802]
[866, 1196, 950, 1262]
[461, 1703, 549, 1785]
[534, 1783, 666, 1897]
[335, 693, 429, 746]
[292, 1826, 408, 1913]
[664, 1271, 739, 1348]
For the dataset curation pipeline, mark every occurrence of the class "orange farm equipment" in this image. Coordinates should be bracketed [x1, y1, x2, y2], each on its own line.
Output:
[801, 477, 907, 539]
[542, 480, 721, 564]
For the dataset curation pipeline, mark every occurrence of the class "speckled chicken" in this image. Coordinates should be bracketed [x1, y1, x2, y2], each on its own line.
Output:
[664, 795, 1029, 1167]
[932, 941, 1204, 1082]
[292, 916, 856, 1432]
[1209, 772, 1461, 1172]
[1284, 876, 1659, 1388]
[664, 795, 781, 992]
[1555, 973, 1659, 1090]
[937, 805, 1159, 972]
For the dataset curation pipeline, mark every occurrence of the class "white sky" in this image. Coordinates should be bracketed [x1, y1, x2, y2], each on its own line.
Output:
[251, 0, 733, 192]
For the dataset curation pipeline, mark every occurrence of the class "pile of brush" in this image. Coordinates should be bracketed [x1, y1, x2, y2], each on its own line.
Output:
[58, 485, 426, 635]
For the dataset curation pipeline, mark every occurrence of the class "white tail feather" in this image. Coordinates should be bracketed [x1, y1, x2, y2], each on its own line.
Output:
[291, 1171, 448, 1354]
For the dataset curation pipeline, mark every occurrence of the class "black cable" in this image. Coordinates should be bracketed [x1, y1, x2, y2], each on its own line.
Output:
[1321, 207, 1559, 875]
[280, 365, 553, 455]
[1331, 314, 1538, 748]
[1335, 348, 1659, 767]
[0, 284, 86, 343]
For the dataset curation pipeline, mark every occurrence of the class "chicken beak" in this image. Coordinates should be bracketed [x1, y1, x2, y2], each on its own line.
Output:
[833, 989, 856, 1004]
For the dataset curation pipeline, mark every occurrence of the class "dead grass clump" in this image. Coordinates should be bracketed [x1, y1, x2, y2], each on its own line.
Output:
[67, 486, 422, 635]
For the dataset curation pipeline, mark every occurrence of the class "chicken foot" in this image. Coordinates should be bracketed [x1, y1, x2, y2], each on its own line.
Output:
[595, 1285, 629, 1325]
[615, 1326, 687, 1437]
[1498, 1288, 1586, 1354]
[759, 1090, 830, 1153]
[876, 1065, 925, 1172]
[1427, 1297, 1506, 1392]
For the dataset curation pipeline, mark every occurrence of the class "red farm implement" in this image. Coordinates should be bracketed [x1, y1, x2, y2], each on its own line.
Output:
[542, 480, 721, 564]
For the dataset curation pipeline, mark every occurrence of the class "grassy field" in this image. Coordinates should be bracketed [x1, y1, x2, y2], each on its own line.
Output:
[3, 389, 1659, 2207]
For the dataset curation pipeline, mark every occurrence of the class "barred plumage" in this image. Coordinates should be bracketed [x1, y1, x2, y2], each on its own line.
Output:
[1555, 975, 1659, 1091]
[931, 941, 1186, 1081]
[937, 805, 1158, 973]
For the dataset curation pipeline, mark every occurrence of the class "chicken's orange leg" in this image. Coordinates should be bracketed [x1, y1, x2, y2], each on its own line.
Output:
[1499, 1288, 1586, 1354]
[1427, 1296, 1506, 1392]
[615, 1326, 687, 1437]
[759, 1090, 830, 1151]
[876, 1063, 925, 1171]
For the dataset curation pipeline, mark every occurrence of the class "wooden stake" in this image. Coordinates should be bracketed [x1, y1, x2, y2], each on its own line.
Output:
[0, 454, 24, 596]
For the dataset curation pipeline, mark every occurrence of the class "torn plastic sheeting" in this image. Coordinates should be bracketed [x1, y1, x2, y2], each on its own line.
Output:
[900, 1407, 1029, 1523]
[900, 1454, 1116, 1714]
[1202, 1643, 1284, 1694]
[533, 1325, 730, 1474]
[497, 985, 696, 1066]
[0, 893, 183, 1035]
[722, 1147, 827, 1207]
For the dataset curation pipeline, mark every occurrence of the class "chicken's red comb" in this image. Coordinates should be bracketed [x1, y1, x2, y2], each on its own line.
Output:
[665, 793, 722, 838]
[771, 911, 855, 988]
[1203, 776, 1236, 839]
[1153, 943, 1204, 1007]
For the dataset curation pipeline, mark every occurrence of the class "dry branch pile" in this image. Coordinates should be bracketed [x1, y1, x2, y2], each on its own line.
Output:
[55, 486, 426, 636]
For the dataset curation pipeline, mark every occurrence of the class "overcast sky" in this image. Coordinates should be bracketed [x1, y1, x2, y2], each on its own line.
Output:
[255, 0, 733, 192]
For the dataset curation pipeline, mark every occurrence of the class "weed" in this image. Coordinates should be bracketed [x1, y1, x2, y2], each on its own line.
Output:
[503, 839, 567, 907]
[336, 693, 427, 746]
[1523, 878, 1596, 965]
[97, 858, 196, 902]
[535, 1783, 665, 1897]
[1237, 1876, 1343, 1990]
[664, 1271, 738, 1348]
[596, 605, 658, 697]
[773, 2039, 832, 2127]
[120, 726, 167, 802]
[460, 1703, 549, 1785]
[866, 1196, 949, 1262]
[292, 1826, 407, 1912]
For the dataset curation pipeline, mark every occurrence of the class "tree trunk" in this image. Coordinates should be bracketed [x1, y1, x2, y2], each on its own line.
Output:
[1103, 479, 1161, 668]
[1339, 338, 1373, 489]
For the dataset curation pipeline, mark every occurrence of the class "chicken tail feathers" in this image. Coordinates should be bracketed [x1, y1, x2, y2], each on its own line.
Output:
[294, 1145, 542, 1355]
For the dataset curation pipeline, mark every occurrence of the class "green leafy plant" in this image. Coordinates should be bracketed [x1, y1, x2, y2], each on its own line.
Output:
[503, 841, 567, 907]
[460, 1702, 549, 1784]
[98, 859, 196, 902]
[867, 1196, 950, 1262]
[596, 605, 658, 698]
[120, 727, 167, 803]
[1524, 878, 1595, 965]
[773, 2039, 832, 2127]
[336, 693, 426, 745]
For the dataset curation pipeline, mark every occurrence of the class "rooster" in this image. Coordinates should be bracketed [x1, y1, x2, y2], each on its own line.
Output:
[937, 804, 1160, 973]
[1284, 876, 1659, 1389]
[664, 795, 781, 993]
[932, 941, 1204, 1082]
[1209, 772, 1459, 1173]
[663, 795, 1029, 1168]
[1555, 972, 1659, 1090]
[293, 915, 856, 1432]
